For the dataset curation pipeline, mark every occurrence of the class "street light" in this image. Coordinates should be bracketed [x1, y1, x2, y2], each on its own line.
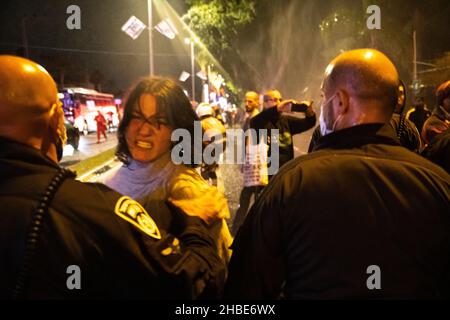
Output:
[184, 37, 199, 102]
[121, 0, 178, 76]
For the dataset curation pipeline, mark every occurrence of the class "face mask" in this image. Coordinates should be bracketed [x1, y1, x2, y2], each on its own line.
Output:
[55, 136, 64, 162]
[319, 93, 337, 136]
[54, 104, 67, 162]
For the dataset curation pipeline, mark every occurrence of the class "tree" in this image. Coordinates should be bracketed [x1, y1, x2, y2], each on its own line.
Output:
[182, 0, 258, 94]
[183, 0, 256, 59]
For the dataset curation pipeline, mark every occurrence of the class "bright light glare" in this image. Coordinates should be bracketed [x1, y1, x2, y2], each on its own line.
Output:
[364, 51, 374, 60]
[23, 64, 36, 73]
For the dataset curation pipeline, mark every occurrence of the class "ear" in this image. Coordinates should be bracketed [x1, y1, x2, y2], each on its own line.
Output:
[335, 89, 350, 113]
[48, 104, 60, 135]
[49, 103, 67, 143]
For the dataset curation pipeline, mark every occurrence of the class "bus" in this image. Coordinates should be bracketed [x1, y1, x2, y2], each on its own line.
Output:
[58, 87, 120, 133]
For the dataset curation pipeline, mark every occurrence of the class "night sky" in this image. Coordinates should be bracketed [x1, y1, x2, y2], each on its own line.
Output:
[1, 0, 449, 103]
[0, 0, 192, 95]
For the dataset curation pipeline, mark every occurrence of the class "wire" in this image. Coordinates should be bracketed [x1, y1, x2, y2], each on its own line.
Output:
[0, 42, 189, 57]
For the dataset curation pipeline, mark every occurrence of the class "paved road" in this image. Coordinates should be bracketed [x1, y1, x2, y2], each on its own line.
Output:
[60, 129, 118, 167]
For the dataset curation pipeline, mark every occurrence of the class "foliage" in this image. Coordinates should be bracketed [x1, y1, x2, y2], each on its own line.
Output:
[183, 0, 256, 57]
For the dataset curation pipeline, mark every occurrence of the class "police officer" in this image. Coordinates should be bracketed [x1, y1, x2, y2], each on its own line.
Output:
[225, 49, 450, 299]
[0, 55, 225, 299]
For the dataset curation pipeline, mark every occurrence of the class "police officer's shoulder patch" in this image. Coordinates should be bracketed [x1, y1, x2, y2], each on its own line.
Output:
[114, 196, 161, 240]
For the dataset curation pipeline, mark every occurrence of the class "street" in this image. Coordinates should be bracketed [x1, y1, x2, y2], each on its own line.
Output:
[60, 129, 118, 167]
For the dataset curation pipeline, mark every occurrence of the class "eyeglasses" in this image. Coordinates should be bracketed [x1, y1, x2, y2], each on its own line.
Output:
[130, 111, 169, 130]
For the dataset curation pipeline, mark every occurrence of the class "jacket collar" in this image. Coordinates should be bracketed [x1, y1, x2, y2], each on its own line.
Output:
[0, 136, 59, 177]
[313, 123, 400, 152]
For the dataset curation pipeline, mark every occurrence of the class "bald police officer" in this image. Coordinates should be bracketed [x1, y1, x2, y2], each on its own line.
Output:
[225, 49, 450, 299]
[0, 55, 225, 299]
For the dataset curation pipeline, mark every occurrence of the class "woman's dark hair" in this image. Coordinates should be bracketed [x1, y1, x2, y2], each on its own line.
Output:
[116, 77, 200, 167]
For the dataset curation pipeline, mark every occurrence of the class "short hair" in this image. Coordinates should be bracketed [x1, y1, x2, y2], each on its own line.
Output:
[116, 77, 200, 167]
[264, 89, 282, 101]
[436, 80, 450, 107]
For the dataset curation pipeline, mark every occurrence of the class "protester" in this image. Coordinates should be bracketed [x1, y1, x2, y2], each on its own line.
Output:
[251, 89, 316, 176]
[0, 55, 225, 299]
[104, 77, 233, 264]
[406, 96, 432, 134]
[196, 102, 227, 187]
[225, 49, 450, 299]
[389, 80, 422, 152]
[231, 91, 267, 236]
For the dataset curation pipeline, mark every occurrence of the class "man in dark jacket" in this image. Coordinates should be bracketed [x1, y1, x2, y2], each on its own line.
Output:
[0, 55, 225, 299]
[250, 89, 316, 177]
[422, 126, 450, 173]
[225, 49, 450, 299]
[406, 96, 431, 134]
[422, 80, 450, 145]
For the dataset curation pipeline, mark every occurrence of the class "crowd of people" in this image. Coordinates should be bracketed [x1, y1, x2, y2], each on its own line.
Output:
[0, 48, 449, 299]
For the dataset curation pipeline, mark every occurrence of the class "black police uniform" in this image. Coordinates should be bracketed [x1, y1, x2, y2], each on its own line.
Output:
[308, 114, 422, 153]
[0, 137, 225, 299]
[226, 124, 450, 299]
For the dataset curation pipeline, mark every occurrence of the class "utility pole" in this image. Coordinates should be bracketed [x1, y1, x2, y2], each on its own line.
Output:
[190, 40, 195, 102]
[185, 37, 198, 102]
[147, 0, 154, 76]
[413, 30, 417, 82]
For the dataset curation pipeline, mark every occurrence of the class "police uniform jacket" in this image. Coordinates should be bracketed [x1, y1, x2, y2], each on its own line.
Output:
[225, 123, 450, 299]
[0, 137, 225, 299]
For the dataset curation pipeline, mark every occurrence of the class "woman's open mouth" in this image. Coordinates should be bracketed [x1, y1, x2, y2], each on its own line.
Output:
[136, 140, 153, 149]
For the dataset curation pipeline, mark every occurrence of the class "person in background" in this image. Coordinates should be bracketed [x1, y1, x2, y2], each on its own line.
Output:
[422, 80, 450, 145]
[406, 96, 432, 134]
[231, 91, 266, 236]
[196, 102, 227, 187]
[389, 80, 422, 153]
[94, 110, 107, 143]
[251, 89, 316, 177]
[422, 126, 450, 174]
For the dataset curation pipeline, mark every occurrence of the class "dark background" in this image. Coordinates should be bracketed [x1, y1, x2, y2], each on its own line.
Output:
[1, 0, 449, 105]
